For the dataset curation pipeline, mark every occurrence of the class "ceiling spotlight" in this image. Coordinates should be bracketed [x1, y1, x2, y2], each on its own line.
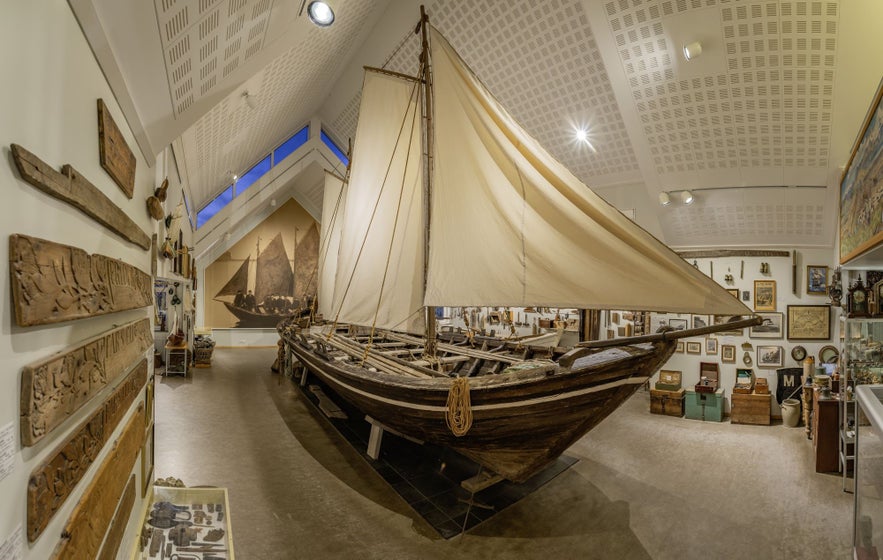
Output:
[307, 1, 335, 27]
[242, 91, 257, 110]
[683, 41, 702, 61]
[681, 190, 694, 204]
[658, 192, 671, 206]
[574, 128, 597, 153]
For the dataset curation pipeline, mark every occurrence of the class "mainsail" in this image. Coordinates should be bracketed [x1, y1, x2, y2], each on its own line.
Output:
[330, 70, 426, 334]
[214, 258, 249, 299]
[254, 233, 293, 303]
[318, 172, 346, 319]
[424, 28, 749, 316]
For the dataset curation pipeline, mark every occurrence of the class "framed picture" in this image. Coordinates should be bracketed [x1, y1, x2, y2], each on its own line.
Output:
[668, 318, 688, 331]
[686, 341, 702, 354]
[705, 337, 718, 355]
[749, 312, 784, 339]
[806, 265, 828, 295]
[757, 345, 784, 368]
[754, 280, 776, 311]
[742, 291, 750, 301]
[726, 289, 739, 299]
[676, 341, 684, 353]
[142, 423, 155, 498]
[787, 305, 831, 341]
[713, 315, 745, 337]
[840, 77, 883, 263]
[721, 344, 736, 363]
[692, 315, 709, 329]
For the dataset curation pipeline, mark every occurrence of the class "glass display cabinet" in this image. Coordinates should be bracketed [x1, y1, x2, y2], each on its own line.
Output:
[854, 385, 883, 559]
[843, 319, 883, 491]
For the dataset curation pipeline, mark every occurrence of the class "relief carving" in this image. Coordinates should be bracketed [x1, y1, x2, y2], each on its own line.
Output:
[9, 234, 151, 326]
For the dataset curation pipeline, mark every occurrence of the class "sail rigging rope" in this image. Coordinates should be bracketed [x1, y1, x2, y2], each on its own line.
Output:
[445, 376, 473, 437]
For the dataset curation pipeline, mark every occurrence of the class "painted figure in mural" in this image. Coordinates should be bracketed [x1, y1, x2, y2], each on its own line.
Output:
[245, 290, 256, 311]
[234, 290, 245, 308]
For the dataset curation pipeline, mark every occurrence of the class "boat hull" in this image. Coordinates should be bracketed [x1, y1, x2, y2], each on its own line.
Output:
[221, 301, 287, 328]
[287, 333, 675, 482]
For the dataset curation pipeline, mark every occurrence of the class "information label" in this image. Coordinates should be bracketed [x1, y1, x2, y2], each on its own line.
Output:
[0, 422, 14, 483]
[0, 525, 22, 560]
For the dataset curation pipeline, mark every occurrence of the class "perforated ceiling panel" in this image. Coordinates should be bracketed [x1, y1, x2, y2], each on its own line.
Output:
[155, 0, 275, 116]
[181, 0, 386, 208]
[604, 0, 838, 178]
[325, 0, 641, 188]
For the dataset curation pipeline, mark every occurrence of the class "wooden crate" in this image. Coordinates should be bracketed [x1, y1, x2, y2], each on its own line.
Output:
[685, 388, 724, 421]
[730, 393, 771, 425]
[650, 388, 685, 417]
[655, 370, 682, 392]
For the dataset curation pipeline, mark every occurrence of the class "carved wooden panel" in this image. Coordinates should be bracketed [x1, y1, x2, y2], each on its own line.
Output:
[11, 144, 149, 249]
[26, 360, 147, 542]
[20, 319, 151, 446]
[51, 404, 145, 560]
[96, 475, 136, 560]
[96, 99, 136, 199]
[9, 234, 152, 327]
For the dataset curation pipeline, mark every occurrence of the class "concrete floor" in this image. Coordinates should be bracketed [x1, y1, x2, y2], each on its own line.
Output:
[156, 347, 854, 559]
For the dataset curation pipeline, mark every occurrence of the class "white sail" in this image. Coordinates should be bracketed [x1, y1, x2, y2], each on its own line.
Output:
[318, 172, 346, 320]
[425, 28, 750, 316]
[330, 70, 426, 334]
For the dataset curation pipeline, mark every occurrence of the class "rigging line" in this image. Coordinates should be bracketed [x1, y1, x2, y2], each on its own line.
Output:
[362, 87, 422, 364]
[381, 23, 419, 70]
[330, 73, 424, 330]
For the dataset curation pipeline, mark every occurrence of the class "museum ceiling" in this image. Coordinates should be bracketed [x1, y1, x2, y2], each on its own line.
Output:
[71, 0, 883, 249]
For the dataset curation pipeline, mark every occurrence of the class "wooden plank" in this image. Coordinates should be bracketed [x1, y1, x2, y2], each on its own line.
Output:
[96, 475, 136, 560]
[9, 234, 153, 327]
[676, 249, 790, 259]
[51, 404, 146, 560]
[27, 360, 147, 542]
[20, 319, 152, 446]
[96, 99, 136, 198]
[11, 144, 149, 249]
[461, 470, 504, 493]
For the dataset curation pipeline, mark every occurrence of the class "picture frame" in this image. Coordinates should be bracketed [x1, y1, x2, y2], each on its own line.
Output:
[721, 344, 736, 363]
[754, 280, 776, 311]
[757, 345, 784, 368]
[692, 315, 709, 329]
[141, 423, 155, 498]
[806, 265, 828, 295]
[840, 77, 883, 263]
[787, 305, 831, 341]
[668, 318, 688, 331]
[686, 341, 702, 354]
[676, 341, 685, 353]
[726, 289, 739, 299]
[705, 337, 718, 355]
[713, 315, 745, 337]
[742, 291, 750, 301]
[749, 312, 784, 339]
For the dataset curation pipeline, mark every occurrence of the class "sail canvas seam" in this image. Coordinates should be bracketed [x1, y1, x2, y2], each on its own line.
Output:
[516, 162, 527, 305]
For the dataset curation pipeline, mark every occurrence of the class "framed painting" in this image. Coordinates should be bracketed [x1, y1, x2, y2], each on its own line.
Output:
[713, 315, 745, 337]
[668, 318, 688, 331]
[686, 341, 702, 354]
[787, 305, 831, 341]
[721, 344, 736, 363]
[840, 77, 883, 263]
[726, 289, 739, 299]
[806, 265, 828, 295]
[754, 280, 776, 311]
[676, 341, 684, 353]
[692, 315, 709, 329]
[749, 312, 784, 339]
[757, 345, 784, 368]
[705, 337, 718, 355]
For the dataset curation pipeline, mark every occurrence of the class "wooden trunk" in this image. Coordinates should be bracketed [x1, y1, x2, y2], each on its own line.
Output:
[730, 392, 771, 425]
[813, 389, 840, 473]
[650, 388, 685, 417]
[685, 388, 724, 422]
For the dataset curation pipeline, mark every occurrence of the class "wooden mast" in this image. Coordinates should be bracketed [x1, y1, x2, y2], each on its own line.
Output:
[419, 5, 437, 357]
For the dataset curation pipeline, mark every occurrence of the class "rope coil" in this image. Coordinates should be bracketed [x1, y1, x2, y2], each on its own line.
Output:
[445, 376, 473, 437]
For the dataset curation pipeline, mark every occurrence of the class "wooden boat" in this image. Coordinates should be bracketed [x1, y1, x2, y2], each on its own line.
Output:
[281, 8, 756, 483]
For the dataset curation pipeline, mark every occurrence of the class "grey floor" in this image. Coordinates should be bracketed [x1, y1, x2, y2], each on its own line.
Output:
[155, 348, 854, 559]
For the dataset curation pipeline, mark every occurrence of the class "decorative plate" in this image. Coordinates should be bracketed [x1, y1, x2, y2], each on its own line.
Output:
[819, 345, 839, 364]
[743, 351, 753, 366]
[791, 346, 807, 362]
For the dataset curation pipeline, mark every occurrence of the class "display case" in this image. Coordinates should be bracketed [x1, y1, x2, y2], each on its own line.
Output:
[842, 318, 883, 491]
[854, 385, 883, 559]
[140, 486, 234, 559]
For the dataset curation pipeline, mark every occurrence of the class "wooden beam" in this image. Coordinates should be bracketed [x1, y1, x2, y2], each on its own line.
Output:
[96, 99, 136, 199]
[51, 404, 146, 560]
[676, 249, 790, 259]
[20, 319, 152, 446]
[27, 360, 147, 541]
[11, 144, 149, 249]
[95, 475, 136, 560]
[9, 234, 152, 327]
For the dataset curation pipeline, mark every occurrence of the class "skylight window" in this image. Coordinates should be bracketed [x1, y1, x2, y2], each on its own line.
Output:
[321, 129, 348, 166]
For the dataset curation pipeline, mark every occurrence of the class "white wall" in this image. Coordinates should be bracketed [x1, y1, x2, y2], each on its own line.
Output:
[0, 2, 153, 557]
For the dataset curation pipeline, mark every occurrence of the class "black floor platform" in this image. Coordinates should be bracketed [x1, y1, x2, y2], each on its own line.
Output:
[293, 371, 577, 539]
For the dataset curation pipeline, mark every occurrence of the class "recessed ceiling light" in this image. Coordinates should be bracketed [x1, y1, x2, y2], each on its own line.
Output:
[308, 1, 334, 27]
[681, 190, 694, 204]
[573, 127, 597, 153]
[658, 192, 671, 206]
[683, 41, 702, 61]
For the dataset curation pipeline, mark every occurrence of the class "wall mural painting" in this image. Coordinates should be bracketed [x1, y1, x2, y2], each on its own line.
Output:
[205, 199, 319, 328]
[840, 78, 883, 263]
